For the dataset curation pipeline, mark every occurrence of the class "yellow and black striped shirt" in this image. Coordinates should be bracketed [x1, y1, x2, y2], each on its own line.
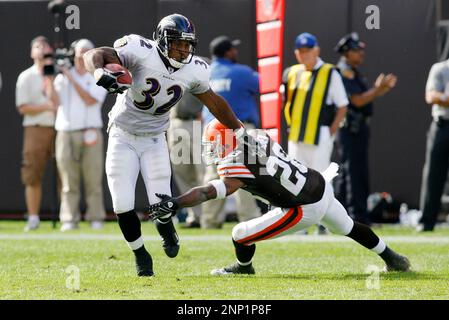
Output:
[283, 63, 336, 145]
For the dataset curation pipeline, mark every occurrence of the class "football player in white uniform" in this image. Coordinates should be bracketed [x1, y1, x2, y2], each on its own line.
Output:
[83, 14, 242, 277]
[148, 120, 411, 275]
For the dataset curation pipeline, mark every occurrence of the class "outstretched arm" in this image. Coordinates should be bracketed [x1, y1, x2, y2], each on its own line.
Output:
[148, 178, 244, 220]
[194, 89, 242, 129]
[177, 177, 244, 208]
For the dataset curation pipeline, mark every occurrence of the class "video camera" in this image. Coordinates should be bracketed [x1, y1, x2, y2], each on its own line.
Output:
[43, 45, 75, 76]
[44, 0, 74, 76]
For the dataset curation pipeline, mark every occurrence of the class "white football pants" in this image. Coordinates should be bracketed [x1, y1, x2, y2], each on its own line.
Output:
[232, 182, 355, 246]
[106, 125, 172, 214]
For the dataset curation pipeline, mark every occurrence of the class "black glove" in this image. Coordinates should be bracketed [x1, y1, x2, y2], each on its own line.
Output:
[93, 68, 131, 94]
[148, 193, 179, 221]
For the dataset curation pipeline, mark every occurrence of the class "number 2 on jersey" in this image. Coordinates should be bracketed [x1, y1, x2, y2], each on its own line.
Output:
[266, 143, 307, 195]
[133, 78, 183, 115]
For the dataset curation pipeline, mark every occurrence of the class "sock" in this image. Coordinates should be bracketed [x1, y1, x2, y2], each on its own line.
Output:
[133, 245, 148, 257]
[346, 221, 385, 254]
[117, 210, 143, 250]
[379, 246, 396, 261]
[28, 215, 39, 223]
[233, 239, 255, 265]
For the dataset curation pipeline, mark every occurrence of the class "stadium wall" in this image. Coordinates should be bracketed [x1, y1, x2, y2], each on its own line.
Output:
[0, 0, 438, 217]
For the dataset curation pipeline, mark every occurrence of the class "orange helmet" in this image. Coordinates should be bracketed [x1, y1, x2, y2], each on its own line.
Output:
[202, 119, 243, 164]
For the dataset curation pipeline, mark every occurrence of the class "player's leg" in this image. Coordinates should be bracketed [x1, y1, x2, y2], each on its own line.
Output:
[140, 133, 179, 258]
[82, 129, 106, 227]
[211, 205, 312, 275]
[320, 186, 410, 271]
[56, 131, 82, 231]
[106, 128, 153, 276]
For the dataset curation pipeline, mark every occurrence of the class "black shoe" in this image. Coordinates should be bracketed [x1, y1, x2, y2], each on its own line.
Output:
[134, 247, 154, 277]
[210, 262, 255, 275]
[382, 248, 411, 272]
[155, 219, 180, 258]
[181, 221, 201, 229]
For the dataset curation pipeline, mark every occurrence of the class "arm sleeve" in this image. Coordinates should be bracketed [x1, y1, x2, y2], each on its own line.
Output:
[426, 64, 444, 93]
[243, 66, 260, 95]
[15, 72, 30, 107]
[53, 73, 64, 93]
[217, 161, 255, 179]
[189, 57, 211, 94]
[113, 34, 148, 71]
[329, 69, 349, 107]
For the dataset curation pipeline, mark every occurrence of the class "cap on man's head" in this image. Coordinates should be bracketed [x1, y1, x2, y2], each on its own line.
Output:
[295, 32, 318, 49]
[334, 32, 366, 54]
[209, 35, 241, 58]
[74, 39, 95, 53]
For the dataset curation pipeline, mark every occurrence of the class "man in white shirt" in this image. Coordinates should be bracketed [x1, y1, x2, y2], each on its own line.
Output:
[16, 36, 58, 232]
[50, 39, 107, 231]
[282, 33, 348, 172]
[281, 33, 348, 235]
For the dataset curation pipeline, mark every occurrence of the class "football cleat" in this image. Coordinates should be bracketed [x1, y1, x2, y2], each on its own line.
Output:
[134, 248, 154, 277]
[155, 219, 180, 258]
[384, 252, 411, 272]
[211, 262, 255, 276]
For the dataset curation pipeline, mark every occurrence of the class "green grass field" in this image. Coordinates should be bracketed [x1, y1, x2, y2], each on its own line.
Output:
[0, 220, 448, 300]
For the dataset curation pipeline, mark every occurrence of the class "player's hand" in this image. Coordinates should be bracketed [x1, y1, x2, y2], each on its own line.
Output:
[93, 68, 130, 94]
[148, 193, 179, 220]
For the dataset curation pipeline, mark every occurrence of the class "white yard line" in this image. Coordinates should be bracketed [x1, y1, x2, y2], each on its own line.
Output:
[0, 233, 449, 243]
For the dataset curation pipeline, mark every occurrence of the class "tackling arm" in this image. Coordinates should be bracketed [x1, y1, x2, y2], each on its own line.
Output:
[177, 177, 244, 208]
[194, 89, 242, 129]
[148, 178, 244, 220]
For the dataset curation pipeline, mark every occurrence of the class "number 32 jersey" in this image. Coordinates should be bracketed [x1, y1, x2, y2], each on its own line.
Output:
[109, 34, 210, 135]
[217, 133, 326, 208]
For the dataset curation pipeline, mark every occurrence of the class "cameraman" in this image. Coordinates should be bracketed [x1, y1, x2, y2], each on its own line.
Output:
[49, 39, 107, 231]
[16, 36, 57, 232]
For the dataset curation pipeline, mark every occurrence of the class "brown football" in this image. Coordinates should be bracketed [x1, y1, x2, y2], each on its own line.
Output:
[104, 63, 132, 85]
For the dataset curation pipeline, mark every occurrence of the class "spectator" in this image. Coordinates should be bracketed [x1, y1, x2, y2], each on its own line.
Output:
[282, 32, 348, 172]
[418, 56, 449, 231]
[281, 32, 348, 234]
[16, 36, 57, 231]
[50, 39, 107, 231]
[334, 32, 397, 225]
[168, 90, 205, 228]
[201, 35, 262, 229]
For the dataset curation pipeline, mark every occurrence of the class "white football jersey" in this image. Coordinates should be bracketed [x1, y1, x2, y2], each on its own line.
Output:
[109, 34, 210, 135]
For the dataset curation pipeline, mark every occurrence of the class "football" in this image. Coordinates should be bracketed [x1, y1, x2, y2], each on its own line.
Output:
[104, 63, 133, 85]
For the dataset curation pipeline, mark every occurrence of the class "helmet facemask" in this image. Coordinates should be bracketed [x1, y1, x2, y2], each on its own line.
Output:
[202, 126, 236, 165]
[155, 29, 197, 69]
